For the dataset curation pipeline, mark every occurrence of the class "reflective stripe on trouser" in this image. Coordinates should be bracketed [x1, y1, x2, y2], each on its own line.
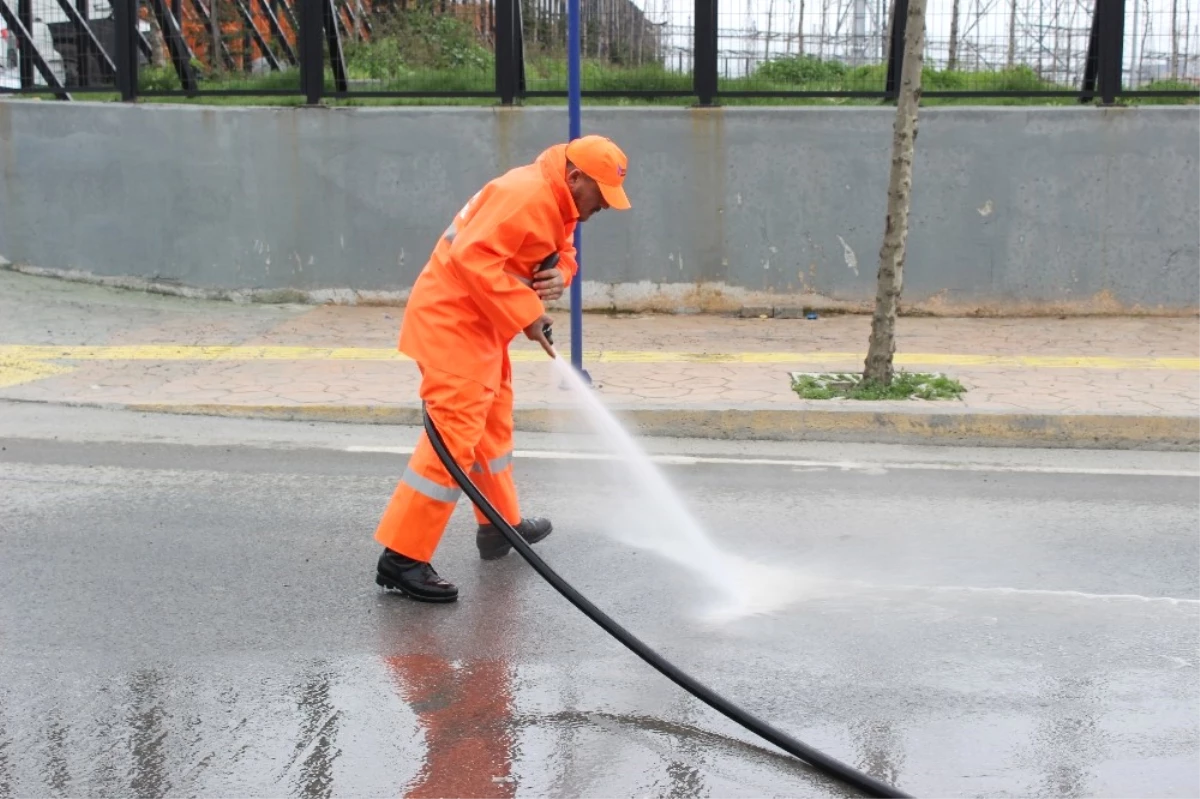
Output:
[467, 364, 518, 526]
[374, 361, 520, 563]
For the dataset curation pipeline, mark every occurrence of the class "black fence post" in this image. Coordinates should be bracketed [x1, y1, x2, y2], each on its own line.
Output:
[884, 0, 909, 101]
[299, 0, 325, 104]
[17, 0, 32, 89]
[322, 0, 347, 92]
[494, 0, 516, 104]
[76, 0, 91, 87]
[1097, 0, 1125, 104]
[1080, 0, 1099, 102]
[693, 0, 717, 105]
[113, 0, 137, 101]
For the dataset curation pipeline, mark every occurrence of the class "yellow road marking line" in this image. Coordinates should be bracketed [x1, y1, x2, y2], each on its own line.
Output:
[0, 346, 1194, 371]
[0, 357, 76, 389]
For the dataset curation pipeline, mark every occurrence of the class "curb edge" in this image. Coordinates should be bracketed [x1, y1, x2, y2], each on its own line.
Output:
[95, 401, 1200, 452]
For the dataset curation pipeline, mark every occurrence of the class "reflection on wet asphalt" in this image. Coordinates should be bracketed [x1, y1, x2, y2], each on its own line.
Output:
[0, 437, 1196, 798]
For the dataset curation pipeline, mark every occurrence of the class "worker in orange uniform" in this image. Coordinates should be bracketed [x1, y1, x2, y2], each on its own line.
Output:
[373, 135, 631, 603]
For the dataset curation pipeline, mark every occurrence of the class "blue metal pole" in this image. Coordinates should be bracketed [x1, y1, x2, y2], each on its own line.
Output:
[567, 0, 587, 380]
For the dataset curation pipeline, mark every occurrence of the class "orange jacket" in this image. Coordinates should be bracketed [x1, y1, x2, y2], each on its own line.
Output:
[399, 144, 580, 390]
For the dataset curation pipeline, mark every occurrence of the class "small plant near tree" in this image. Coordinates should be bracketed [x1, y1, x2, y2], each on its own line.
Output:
[791, 371, 966, 401]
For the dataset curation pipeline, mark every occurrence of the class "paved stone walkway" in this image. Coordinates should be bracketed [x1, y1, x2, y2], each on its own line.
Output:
[1, 271, 1198, 430]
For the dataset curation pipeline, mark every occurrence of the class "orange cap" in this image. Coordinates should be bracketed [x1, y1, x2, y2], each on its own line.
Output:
[566, 135, 631, 211]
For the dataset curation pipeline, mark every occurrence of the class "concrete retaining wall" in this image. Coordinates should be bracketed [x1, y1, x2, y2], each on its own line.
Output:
[1, 101, 1197, 314]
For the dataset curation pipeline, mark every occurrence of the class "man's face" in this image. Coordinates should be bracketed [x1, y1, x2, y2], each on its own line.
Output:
[567, 168, 609, 222]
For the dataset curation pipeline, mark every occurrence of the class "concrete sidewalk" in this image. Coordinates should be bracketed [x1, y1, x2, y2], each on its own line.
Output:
[1, 271, 1197, 449]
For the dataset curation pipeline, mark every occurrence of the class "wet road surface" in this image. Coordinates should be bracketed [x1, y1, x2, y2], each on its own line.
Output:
[1, 405, 1197, 798]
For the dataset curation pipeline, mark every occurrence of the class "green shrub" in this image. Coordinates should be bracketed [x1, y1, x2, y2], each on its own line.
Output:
[137, 65, 180, 92]
[844, 63, 888, 90]
[344, 7, 490, 80]
[345, 37, 408, 81]
[976, 65, 1058, 92]
[754, 55, 848, 85]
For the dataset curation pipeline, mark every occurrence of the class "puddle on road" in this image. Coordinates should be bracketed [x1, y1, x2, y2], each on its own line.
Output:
[3, 614, 1198, 799]
[0, 654, 862, 799]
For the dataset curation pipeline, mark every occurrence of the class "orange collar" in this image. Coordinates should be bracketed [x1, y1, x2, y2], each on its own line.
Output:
[538, 144, 580, 224]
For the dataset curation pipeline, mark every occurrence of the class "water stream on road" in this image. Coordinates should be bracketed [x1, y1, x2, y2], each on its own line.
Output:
[550, 356, 813, 622]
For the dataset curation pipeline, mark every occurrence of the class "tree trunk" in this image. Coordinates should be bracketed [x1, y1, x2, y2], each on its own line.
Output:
[1052, 0, 1062, 83]
[972, 0, 984, 70]
[819, 0, 829, 58]
[948, 0, 960, 69]
[1140, 0, 1152, 84]
[798, 0, 805, 54]
[862, 0, 926, 386]
[882, 0, 892, 62]
[853, 0, 866, 65]
[1185, 1, 1192, 86]
[766, 0, 775, 60]
[1171, 0, 1180, 79]
[212, 0, 221, 73]
[1007, 0, 1016, 68]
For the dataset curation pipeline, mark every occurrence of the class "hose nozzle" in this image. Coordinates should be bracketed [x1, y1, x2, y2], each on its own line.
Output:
[535, 252, 560, 351]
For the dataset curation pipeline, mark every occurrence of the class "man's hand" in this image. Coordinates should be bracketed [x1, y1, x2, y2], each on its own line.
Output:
[533, 267, 565, 301]
[523, 313, 556, 358]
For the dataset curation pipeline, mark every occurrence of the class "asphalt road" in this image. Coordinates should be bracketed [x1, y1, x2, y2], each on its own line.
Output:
[1, 404, 1197, 798]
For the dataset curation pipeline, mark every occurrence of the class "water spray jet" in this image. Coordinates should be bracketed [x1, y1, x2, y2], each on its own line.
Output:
[421, 396, 915, 798]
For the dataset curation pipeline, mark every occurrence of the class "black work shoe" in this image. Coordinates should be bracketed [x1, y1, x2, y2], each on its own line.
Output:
[375, 548, 459, 603]
[476, 517, 553, 560]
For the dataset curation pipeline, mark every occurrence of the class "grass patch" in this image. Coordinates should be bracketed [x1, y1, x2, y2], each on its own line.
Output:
[791, 370, 967, 401]
[1127, 79, 1200, 104]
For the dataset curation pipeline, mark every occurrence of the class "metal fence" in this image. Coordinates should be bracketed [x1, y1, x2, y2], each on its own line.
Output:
[0, 0, 1195, 100]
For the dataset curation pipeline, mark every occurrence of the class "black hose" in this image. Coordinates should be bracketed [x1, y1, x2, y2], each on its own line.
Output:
[422, 403, 915, 799]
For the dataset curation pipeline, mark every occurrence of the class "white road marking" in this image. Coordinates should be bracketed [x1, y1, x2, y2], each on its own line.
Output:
[806, 578, 1200, 607]
[909, 584, 1200, 606]
[344, 445, 1200, 478]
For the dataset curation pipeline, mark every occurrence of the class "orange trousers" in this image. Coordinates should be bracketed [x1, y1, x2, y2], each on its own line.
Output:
[374, 360, 520, 563]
